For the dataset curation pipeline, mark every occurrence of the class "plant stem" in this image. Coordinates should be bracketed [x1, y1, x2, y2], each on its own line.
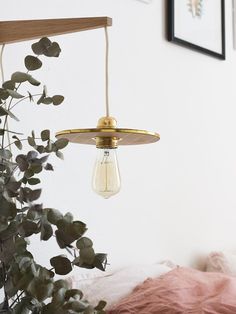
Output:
[0, 243, 9, 310]
[2, 69, 29, 148]
[9, 93, 42, 110]
[2, 97, 16, 148]
[4, 137, 41, 149]
[9, 290, 24, 308]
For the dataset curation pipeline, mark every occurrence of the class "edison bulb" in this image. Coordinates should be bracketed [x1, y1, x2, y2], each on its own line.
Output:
[92, 149, 121, 199]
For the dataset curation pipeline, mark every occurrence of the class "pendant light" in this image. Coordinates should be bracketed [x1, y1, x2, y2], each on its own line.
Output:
[56, 27, 160, 199]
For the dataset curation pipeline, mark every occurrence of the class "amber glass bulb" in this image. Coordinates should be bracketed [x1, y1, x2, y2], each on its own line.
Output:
[92, 149, 121, 199]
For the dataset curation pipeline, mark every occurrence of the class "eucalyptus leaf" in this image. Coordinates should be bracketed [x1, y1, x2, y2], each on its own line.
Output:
[63, 212, 73, 223]
[24, 169, 34, 178]
[93, 254, 107, 271]
[11, 72, 31, 83]
[31, 37, 52, 55]
[0, 107, 8, 117]
[42, 97, 52, 105]
[70, 221, 87, 239]
[27, 278, 54, 302]
[39, 155, 49, 164]
[79, 247, 95, 265]
[0, 197, 17, 220]
[94, 300, 107, 311]
[28, 76, 41, 87]
[7, 110, 20, 122]
[52, 95, 64, 106]
[7, 90, 24, 99]
[37, 87, 47, 105]
[0, 149, 12, 160]
[44, 163, 53, 171]
[28, 178, 40, 185]
[46, 208, 63, 225]
[50, 256, 72, 275]
[16, 155, 29, 171]
[30, 164, 42, 174]
[55, 229, 74, 249]
[6, 181, 21, 192]
[41, 130, 50, 141]
[55, 151, 64, 160]
[27, 206, 42, 220]
[27, 151, 38, 160]
[28, 136, 36, 147]
[73, 259, 95, 270]
[18, 220, 38, 237]
[36, 145, 45, 154]
[2, 80, 15, 90]
[62, 300, 89, 312]
[0, 88, 9, 100]
[14, 140, 23, 150]
[51, 287, 66, 308]
[76, 237, 93, 250]
[65, 289, 83, 301]
[55, 138, 69, 150]
[0, 222, 18, 242]
[45, 142, 53, 153]
[44, 42, 61, 58]
[27, 91, 33, 102]
[53, 279, 70, 292]
[27, 189, 42, 202]
[25, 55, 42, 71]
[40, 223, 53, 241]
[0, 107, 20, 122]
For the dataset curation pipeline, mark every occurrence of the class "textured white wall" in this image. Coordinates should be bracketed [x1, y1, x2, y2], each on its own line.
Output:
[2, 0, 236, 270]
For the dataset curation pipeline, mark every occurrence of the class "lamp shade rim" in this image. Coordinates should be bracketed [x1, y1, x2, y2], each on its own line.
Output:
[56, 128, 160, 145]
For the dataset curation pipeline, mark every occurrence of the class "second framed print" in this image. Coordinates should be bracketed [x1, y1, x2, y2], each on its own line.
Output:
[168, 0, 225, 60]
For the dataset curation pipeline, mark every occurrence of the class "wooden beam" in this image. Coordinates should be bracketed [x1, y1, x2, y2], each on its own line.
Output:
[0, 17, 112, 44]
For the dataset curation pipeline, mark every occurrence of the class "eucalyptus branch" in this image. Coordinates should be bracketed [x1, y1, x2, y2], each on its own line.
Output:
[2, 69, 29, 148]
[0, 245, 9, 310]
[0, 38, 107, 314]
[0, 100, 7, 108]
[9, 93, 42, 110]
[9, 291, 25, 309]
[4, 137, 42, 149]
[2, 96, 15, 148]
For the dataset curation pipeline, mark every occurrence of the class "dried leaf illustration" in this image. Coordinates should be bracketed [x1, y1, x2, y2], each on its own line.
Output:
[188, 0, 203, 18]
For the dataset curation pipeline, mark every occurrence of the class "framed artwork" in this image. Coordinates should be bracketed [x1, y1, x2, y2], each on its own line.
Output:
[167, 0, 225, 60]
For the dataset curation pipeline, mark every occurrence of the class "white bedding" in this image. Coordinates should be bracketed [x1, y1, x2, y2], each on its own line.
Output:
[70, 262, 172, 307]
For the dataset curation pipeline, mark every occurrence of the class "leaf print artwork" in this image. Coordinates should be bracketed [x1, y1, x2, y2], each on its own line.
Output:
[188, 0, 203, 18]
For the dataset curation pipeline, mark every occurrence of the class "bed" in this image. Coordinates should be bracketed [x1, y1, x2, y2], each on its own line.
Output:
[70, 251, 236, 313]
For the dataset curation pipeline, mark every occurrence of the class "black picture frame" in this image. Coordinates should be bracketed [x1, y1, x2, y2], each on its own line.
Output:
[167, 0, 226, 60]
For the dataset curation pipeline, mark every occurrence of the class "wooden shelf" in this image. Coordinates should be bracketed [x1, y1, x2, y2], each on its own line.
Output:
[0, 17, 112, 44]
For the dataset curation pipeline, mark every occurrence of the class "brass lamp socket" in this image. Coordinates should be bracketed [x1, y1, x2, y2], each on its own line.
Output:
[97, 116, 117, 128]
[95, 137, 118, 149]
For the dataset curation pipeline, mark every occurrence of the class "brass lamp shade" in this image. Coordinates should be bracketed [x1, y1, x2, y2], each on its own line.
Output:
[56, 128, 160, 147]
[56, 116, 160, 148]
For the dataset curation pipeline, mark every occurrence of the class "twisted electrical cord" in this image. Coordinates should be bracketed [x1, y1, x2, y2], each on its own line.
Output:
[105, 27, 110, 117]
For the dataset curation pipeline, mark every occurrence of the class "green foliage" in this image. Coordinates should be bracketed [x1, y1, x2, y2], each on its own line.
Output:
[24, 56, 42, 71]
[0, 38, 107, 313]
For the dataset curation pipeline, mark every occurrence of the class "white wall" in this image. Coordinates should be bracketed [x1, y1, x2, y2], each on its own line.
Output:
[2, 0, 236, 270]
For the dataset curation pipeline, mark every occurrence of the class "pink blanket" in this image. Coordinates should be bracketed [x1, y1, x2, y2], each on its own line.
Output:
[107, 267, 236, 314]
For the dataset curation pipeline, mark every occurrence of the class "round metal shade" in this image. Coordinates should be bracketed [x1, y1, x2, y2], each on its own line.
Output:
[56, 128, 160, 145]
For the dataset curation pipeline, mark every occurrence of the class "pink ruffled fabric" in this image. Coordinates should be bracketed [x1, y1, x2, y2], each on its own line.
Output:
[107, 267, 236, 314]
